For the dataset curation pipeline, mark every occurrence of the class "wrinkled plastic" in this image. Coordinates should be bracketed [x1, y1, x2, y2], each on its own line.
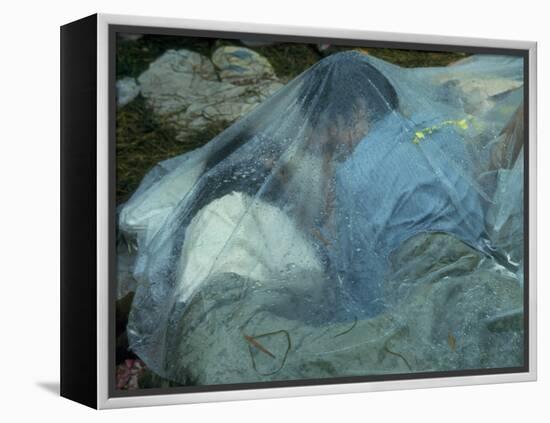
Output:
[120, 51, 524, 382]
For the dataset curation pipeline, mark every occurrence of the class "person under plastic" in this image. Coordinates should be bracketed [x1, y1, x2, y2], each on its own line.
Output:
[119, 51, 524, 383]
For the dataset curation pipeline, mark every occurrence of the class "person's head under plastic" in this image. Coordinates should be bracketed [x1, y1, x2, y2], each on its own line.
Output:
[296, 51, 399, 161]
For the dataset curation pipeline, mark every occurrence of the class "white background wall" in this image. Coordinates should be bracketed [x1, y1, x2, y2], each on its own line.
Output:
[0, 0, 546, 420]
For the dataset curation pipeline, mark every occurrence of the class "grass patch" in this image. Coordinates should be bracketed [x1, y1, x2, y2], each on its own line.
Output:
[116, 34, 238, 79]
[366, 47, 469, 68]
[254, 43, 322, 81]
[116, 94, 229, 203]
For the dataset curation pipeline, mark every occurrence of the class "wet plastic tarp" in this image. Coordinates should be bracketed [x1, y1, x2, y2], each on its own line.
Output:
[119, 51, 524, 383]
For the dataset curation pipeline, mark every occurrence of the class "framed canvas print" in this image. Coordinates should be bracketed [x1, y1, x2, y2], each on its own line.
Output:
[60, 13, 537, 409]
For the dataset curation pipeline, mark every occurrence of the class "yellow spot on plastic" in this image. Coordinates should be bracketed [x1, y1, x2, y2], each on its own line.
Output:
[412, 117, 472, 144]
[456, 119, 469, 130]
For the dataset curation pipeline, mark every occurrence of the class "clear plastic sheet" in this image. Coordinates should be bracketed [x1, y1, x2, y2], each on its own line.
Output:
[120, 51, 524, 383]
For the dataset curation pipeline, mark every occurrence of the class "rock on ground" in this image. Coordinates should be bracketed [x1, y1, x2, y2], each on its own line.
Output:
[137, 47, 283, 141]
[116, 77, 141, 108]
[211, 46, 277, 84]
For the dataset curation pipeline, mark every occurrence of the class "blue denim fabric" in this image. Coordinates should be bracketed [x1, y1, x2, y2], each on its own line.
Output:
[334, 113, 486, 316]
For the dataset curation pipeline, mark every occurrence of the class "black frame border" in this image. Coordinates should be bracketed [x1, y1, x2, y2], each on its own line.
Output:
[107, 23, 530, 399]
[60, 14, 98, 409]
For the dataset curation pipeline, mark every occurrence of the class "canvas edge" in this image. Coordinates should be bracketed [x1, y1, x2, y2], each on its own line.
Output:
[527, 42, 537, 382]
[95, 13, 537, 409]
